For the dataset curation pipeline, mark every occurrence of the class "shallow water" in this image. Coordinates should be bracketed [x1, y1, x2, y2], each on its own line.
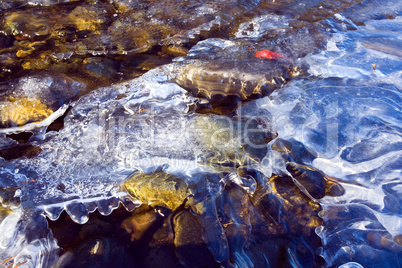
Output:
[0, 0, 401, 267]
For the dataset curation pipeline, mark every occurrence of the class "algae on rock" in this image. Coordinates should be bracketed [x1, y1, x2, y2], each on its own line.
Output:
[124, 172, 190, 211]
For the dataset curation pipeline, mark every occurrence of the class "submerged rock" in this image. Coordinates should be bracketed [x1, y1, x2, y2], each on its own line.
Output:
[120, 168, 332, 267]
[124, 172, 190, 211]
[55, 237, 136, 268]
[172, 38, 300, 114]
[121, 208, 159, 242]
[0, 0, 365, 85]
[0, 205, 12, 223]
[286, 162, 345, 200]
[0, 0, 266, 82]
[0, 170, 21, 207]
[173, 210, 217, 268]
[0, 97, 53, 127]
[0, 73, 84, 128]
[175, 56, 296, 114]
[0, 1, 401, 267]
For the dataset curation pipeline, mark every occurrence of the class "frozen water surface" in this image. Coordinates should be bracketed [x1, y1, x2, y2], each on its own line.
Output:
[254, 11, 402, 267]
[0, 0, 401, 267]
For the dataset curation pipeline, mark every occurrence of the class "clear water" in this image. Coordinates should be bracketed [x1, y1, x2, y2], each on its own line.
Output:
[0, 0, 401, 267]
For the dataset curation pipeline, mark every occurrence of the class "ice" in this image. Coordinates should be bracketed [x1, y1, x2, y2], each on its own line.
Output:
[0, 104, 69, 135]
[0, 0, 79, 11]
[256, 77, 402, 264]
[1, 64, 274, 224]
[317, 203, 402, 268]
[249, 14, 402, 267]
[0, 2, 401, 267]
[0, 74, 84, 111]
[338, 263, 364, 268]
[0, 73, 83, 132]
[0, 210, 59, 268]
[234, 14, 289, 38]
[305, 16, 402, 86]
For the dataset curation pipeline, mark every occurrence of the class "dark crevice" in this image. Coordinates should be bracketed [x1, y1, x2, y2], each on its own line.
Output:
[6, 131, 33, 143]
[0, 144, 42, 160]
[47, 205, 180, 267]
[47, 206, 133, 250]
[46, 106, 72, 133]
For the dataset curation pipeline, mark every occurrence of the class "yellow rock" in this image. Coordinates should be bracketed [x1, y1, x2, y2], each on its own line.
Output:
[0, 97, 53, 127]
[161, 45, 188, 57]
[124, 172, 190, 211]
[3, 13, 25, 36]
[21, 59, 50, 70]
[121, 209, 158, 242]
[68, 7, 103, 33]
[191, 116, 251, 170]
[16, 41, 47, 58]
[0, 205, 12, 224]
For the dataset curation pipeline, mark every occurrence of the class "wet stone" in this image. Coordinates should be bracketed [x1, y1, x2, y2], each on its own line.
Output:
[251, 175, 285, 227]
[393, 235, 402, 247]
[54, 237, 136, 268]
[49, 212, 82, 249]
[121, 209, 159, 242]
[171, 37, 302, 113]
[190, 115, 275, 169]
[270, 175, 323, 238]
[173, 209, 217, 268]
[0, 0, 366, 86]
[6, 131, 33, 143]
[141, 245, 183, 268]
[78, 218, 114, 241]
[248, 172, 324, 266]
[0, 1, 400, 267]
[218, 182, 253, 266]
[175, 55, 295, 114]
[271, 138, 318, 166]
[0, 205, 12, 224]
[127, 209, 183, 268]
[0, 0, 332, 87]
[82, 57, 121, 79]
[124, 172, 190, 211]
[120, 53, 172, 74]
[0, 97, 53, 127]
[0, 73, 84, 128]
[0, 186, 20, 207]
[47, 168, 340, 267]
[161, 45, 189, 57]
[48, 206, 132, 248]
[0, 170, 21, 208]
[286, 163, 345, 200]
[0, 0, 268, 83]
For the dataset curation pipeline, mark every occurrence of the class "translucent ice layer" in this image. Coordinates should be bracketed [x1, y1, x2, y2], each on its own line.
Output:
[0, 73, 83, 129]
[0, 210, 59, 268]
[0, 64, 277, 225]
[0, 1, 401, 267]
[249, 13, 402, 267]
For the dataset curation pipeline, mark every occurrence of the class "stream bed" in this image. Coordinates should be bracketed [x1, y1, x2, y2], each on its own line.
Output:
[0, 0, 401, 267]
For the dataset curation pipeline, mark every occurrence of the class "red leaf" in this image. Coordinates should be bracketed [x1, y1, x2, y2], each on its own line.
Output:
[255, 50, 283, 59]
